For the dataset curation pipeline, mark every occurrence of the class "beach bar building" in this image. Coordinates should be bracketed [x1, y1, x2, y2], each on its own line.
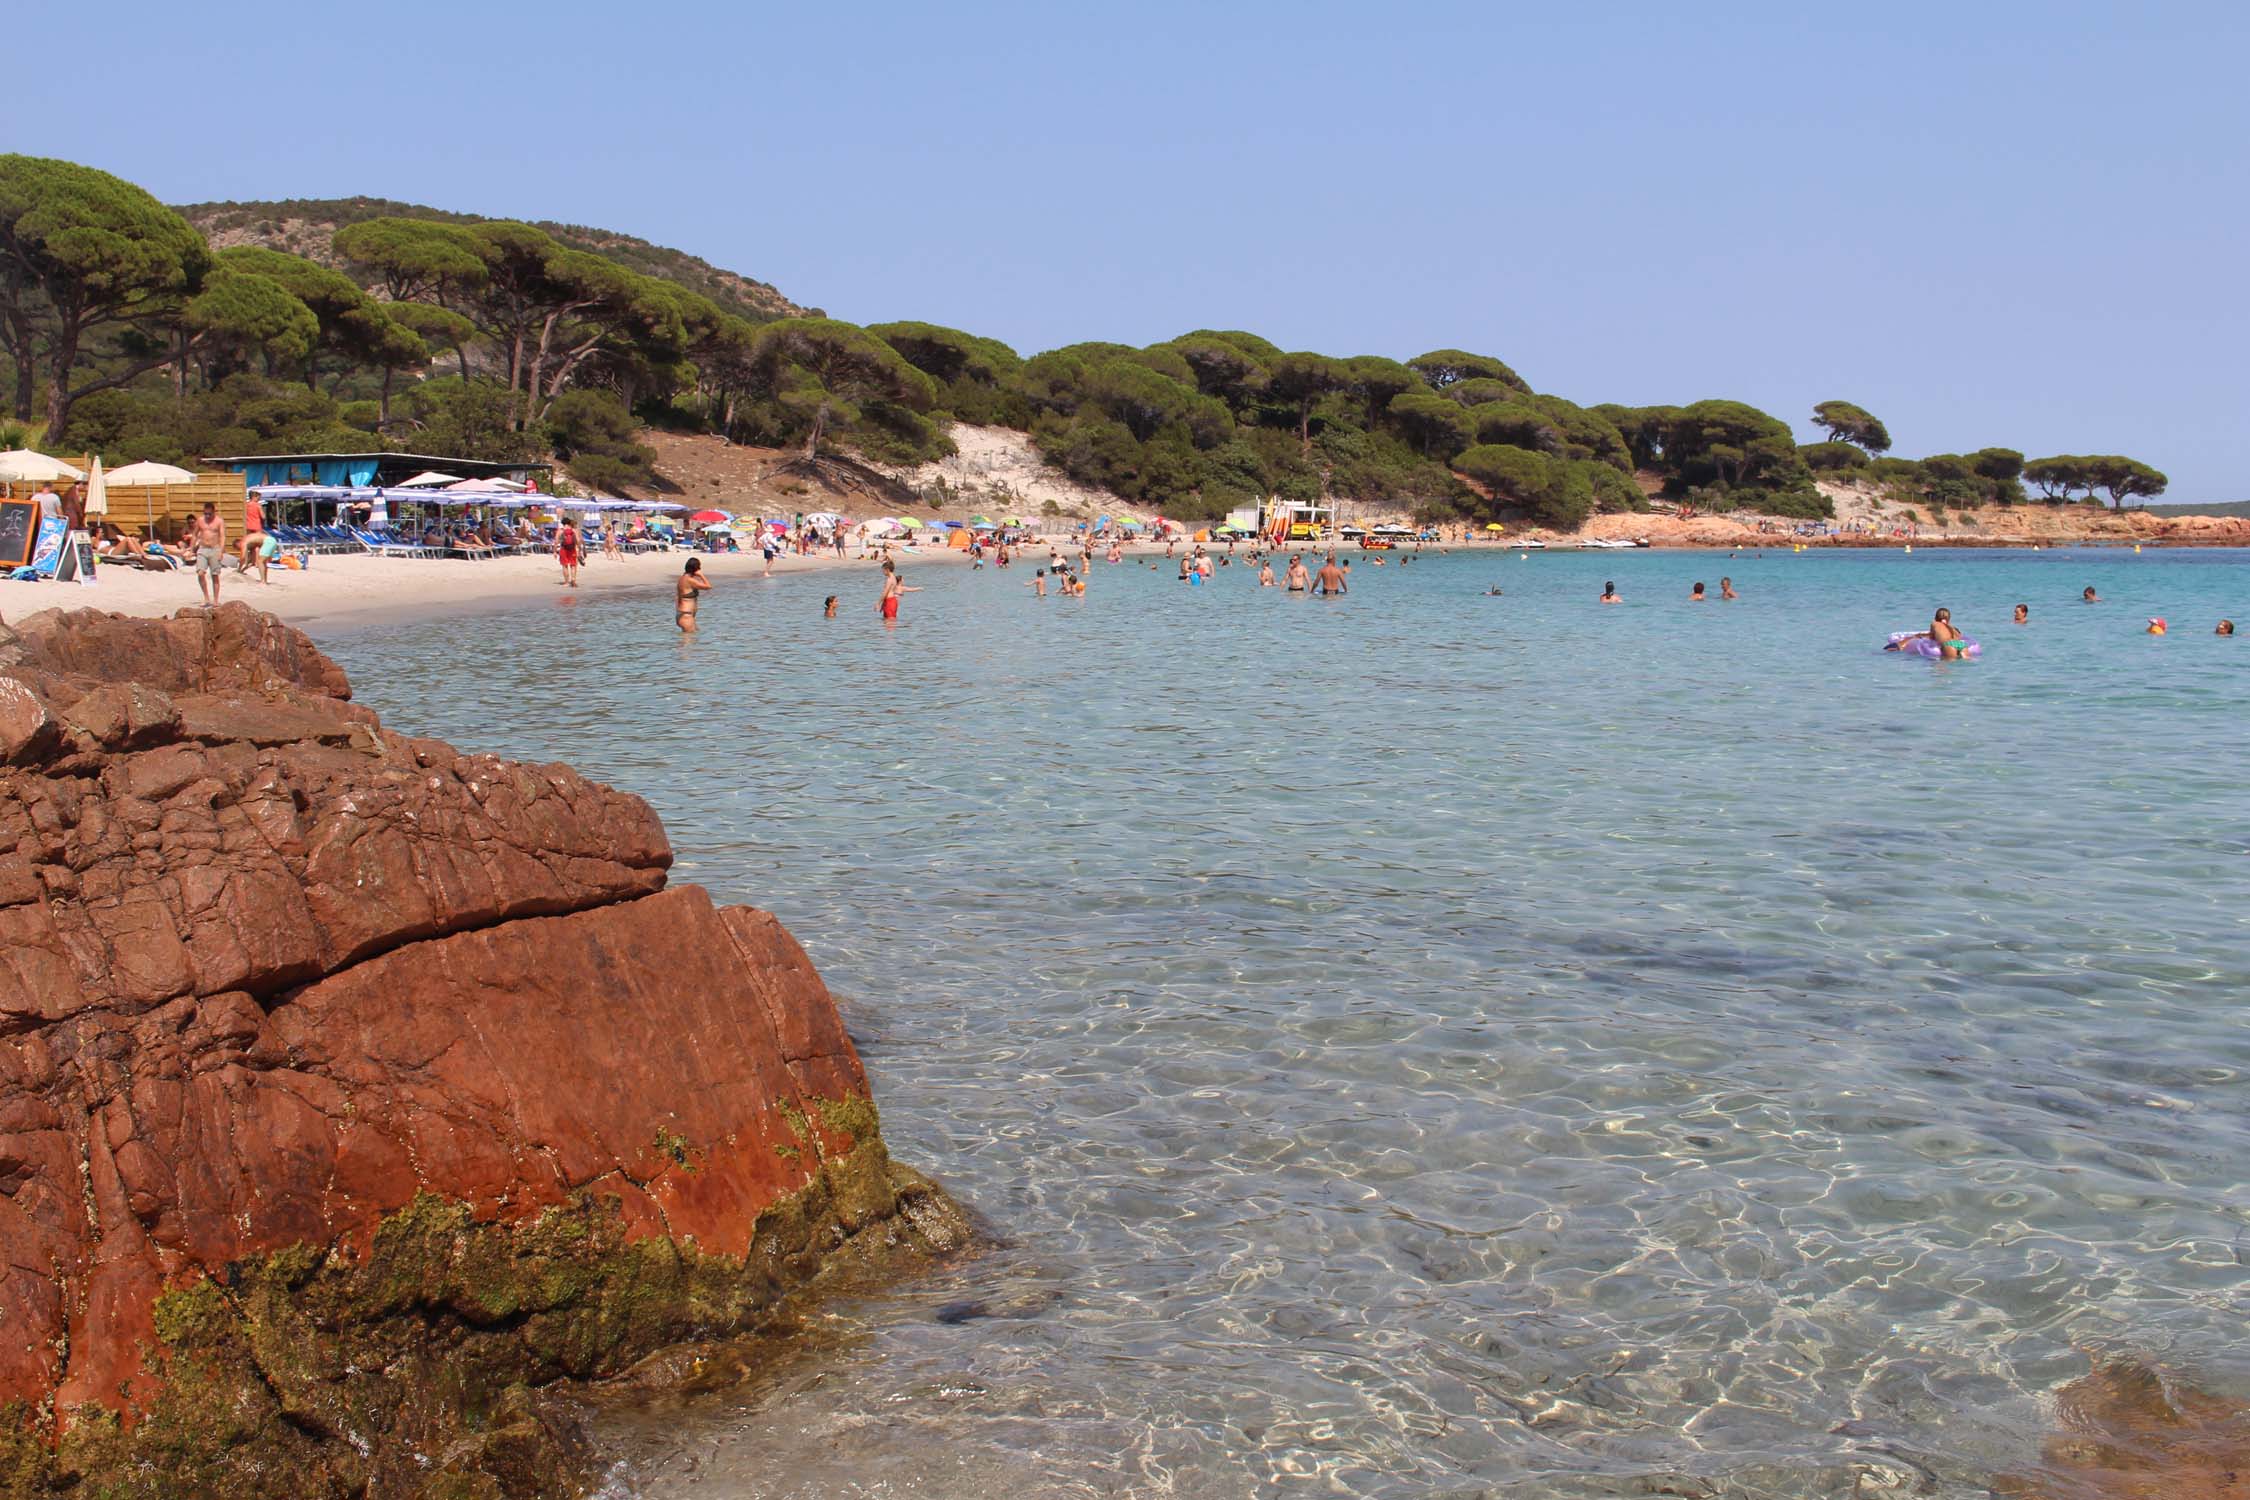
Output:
[204, 451, 552, 490]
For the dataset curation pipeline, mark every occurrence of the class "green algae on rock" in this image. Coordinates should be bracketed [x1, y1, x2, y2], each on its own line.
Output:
[8, 1132, 964, 1500]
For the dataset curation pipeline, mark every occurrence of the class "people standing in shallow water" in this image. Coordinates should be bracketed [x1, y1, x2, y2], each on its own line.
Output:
[824, 595, 838, 618]
[1720, 577, 1737, 600]
[1314, 554, 1348, 595]
[2014, 603, 2029, 624]
[1284, 555, 1309, 592]
[878, 560, 919, 624]
[1689, 581, 1706, 602]
[1600, 581, 1620, 604]
[675, 558, 710, 632]
[1258, 560, 1275, 587]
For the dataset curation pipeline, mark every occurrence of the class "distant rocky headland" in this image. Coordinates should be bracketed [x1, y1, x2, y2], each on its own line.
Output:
[0, 604, 967, 1497]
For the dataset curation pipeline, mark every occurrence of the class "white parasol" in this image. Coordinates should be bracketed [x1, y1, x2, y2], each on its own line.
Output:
[0, 449, 84, 484]
[105, 460, 196, 485]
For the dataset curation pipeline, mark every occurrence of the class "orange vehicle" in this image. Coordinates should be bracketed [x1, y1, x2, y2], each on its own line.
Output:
[1358, 536, 1393, 550]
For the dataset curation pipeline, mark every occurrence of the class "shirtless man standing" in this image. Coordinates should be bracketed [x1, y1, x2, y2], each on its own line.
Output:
[188, 502, 226, 608]
[878, 559, 920, 625]
[1314, 554, 1348, 596]
[1284, 554, 1310, 592]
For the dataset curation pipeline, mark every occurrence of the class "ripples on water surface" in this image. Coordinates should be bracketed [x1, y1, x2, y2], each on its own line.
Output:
[330, 547, 2250, 1497]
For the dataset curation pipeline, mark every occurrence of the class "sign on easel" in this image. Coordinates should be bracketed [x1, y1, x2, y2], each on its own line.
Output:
[54, 530, 99, 586]
[25, 517, 67, 577]
[0, 501, 34, 568]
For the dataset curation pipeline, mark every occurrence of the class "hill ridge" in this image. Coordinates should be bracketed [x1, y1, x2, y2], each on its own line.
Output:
[178, 195, 813, 324]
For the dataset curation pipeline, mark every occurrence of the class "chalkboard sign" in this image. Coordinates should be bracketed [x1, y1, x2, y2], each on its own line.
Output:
[0, 501, 34, 568]
[55, 530, 98, 585]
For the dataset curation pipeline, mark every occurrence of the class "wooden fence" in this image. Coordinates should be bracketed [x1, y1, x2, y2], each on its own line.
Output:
[98, 473, 248, 543]
[3, 457, 252, 542]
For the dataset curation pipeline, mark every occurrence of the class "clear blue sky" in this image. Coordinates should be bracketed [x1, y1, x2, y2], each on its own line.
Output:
[16, 1, 2249, 500]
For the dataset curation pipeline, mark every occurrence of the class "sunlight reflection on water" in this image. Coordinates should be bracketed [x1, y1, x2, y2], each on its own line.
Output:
[332, 546, 2250, 1498]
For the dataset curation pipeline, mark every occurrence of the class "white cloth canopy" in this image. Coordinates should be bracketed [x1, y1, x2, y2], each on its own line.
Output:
[104, 460, 197, 485]
[0, 449, 83, 483]
[447, 476, 528, 493]
[394, 470, 465, 488]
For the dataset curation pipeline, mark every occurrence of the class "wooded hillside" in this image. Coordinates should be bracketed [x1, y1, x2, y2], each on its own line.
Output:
[1, 156, 2173, 524]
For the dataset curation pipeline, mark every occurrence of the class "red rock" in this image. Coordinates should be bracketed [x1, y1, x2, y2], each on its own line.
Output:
[2001, 1360, 2250, 1499]
[0, 606, 962, 1495]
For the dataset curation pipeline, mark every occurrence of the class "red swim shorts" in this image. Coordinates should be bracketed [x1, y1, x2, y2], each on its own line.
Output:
[880, 595, 900, 620]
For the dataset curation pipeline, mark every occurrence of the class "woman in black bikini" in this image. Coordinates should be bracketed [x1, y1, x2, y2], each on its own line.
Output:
[676, 557, 711, 632]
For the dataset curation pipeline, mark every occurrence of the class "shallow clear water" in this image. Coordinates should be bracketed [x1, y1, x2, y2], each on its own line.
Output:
[329, 546, 2250, 1498]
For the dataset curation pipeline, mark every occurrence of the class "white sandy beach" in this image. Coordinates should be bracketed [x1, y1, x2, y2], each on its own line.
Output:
[0, 542, 982, 632]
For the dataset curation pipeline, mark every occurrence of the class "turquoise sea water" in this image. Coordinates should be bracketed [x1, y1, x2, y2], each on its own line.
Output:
[327, 546, 2250, 1498]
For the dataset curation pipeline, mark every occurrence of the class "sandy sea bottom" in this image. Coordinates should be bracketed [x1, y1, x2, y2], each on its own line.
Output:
[328, 546, 2250, 1498]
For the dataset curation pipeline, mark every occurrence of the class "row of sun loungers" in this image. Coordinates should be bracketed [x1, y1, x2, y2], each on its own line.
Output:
[257, 525, 671, 560]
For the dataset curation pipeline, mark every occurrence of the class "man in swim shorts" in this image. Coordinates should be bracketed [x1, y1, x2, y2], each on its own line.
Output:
[188, 502, 226, 608]
[1314, 554, 1347, 596]
[878, 559, 918, 623]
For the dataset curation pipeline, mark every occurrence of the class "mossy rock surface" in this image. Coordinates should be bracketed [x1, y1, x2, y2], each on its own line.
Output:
[4, 1131, 969, 1500]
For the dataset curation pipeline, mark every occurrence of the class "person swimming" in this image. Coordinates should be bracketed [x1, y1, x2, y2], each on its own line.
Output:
[1720, 577, 1737, 600]
[2014, 603, 2029, 624]
[1888, 606, 1968, 659]
[2083, 585, 2100, 603]
[1689, 582, 1706, 601]
[2218, 619, 2235, 635]
[1599, 582, 1620, 604]
[1485, 585, 1504, 596]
